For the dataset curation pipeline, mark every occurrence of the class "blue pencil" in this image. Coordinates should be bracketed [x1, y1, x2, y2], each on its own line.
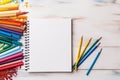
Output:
[86, 48, 102, 76]
[0, 28, 22, 36]
[81, 37, 102, 60]
[0, 30, 21, 40]
[77, 43, 101, 67]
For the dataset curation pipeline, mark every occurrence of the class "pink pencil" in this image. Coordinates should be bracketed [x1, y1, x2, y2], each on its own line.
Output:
[0, 52, 23, 62]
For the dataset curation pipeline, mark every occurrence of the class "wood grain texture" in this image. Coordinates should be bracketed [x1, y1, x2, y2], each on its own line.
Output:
[13, 70, 120, 80]
[15, 0, 120, 80]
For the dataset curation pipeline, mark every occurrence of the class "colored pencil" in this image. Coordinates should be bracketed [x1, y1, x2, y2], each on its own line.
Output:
[78, 38, 92, 62]
[81, 37, 102, 59]
[0, 52, 23, 62]
[0, 0, 13, 5]
[0, 10, 28, 17]
[0, 45, 16, 54]
[0, 3, 19, 11]
[0, 15, 27, 20]
[0, 60, 22, 67]
[0, 19, 26, 26]
[0, 43, 5, 49]
[0, 44, 10, 50]
[0, 60, 23, 71]
[86, 48, 102, 76]
[0, 28, 23, 36]
[77, 43, 101, 67]
[0, 29, 21, 40]
[74, 36, 83, 71]
[0, 48, 23, 59]
[0, 56, 24, 65]
[0, 24, 25, 33]
[76, 38, 92, 68]
[0, 36, 22, 46]
[0, 46, 20, 56]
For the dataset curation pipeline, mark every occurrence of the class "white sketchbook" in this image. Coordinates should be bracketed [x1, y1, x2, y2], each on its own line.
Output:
[25, 18, 72, 72]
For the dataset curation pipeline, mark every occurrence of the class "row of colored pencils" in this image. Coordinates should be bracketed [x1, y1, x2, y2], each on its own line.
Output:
[73, 36, 102, 76]
[0, 1, 28, 80]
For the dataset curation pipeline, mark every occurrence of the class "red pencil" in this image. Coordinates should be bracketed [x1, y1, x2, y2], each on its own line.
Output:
[0, 60, 23, 71]
[16, 12, 28, 16]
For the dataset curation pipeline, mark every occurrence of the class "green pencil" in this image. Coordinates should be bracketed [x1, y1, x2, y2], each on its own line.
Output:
[0, 44, 17, 54]
[0, 36, 22, 46]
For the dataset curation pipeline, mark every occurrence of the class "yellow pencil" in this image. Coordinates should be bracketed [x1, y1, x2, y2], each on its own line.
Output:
[0, 3, 19, 11]
[0, 10, 20, 17]
[0, 10, 28, 17]
[75, 36, 83, 71]
[0, 0, 13, 5]
[0, 15, 27, 20]
[76, 38, 92, 67]
[12, 15, 27, 19]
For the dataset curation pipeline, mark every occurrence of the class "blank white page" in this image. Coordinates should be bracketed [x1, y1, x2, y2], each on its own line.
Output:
[28, 18, 72, 72]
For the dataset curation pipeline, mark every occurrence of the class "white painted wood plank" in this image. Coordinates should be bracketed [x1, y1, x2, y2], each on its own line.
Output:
[13, 70, 120, 80]
[28, 1, 120, 18]
[73, 18, 120, 47]
[73, 47, 120, 69]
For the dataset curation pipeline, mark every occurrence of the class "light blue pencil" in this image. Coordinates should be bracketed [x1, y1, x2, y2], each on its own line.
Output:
[86, 48, 102, 76]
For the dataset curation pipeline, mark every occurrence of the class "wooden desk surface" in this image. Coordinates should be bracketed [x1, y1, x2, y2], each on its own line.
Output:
[14, 0, 120, 80]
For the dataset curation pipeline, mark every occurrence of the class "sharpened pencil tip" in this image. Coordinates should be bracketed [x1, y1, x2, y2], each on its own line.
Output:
[98, 37, 102, 41]
[100, 48, 103, 53]
[90, 37, 92, 41]
[81, 35, 83, 38]
[97, 43, 101, 47]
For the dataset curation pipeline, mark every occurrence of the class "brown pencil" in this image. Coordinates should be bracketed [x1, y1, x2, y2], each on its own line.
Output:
[0, 24, 25, 33]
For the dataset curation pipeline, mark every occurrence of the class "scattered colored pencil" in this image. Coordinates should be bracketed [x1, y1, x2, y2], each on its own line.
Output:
[86, 48, 102, 76]
[77, 43, 101, 67]
[74, 36, 83, 71]
[81, 37, 102, 59]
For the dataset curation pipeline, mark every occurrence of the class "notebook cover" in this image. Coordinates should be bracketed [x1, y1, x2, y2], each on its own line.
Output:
[27, 18, 72, 72]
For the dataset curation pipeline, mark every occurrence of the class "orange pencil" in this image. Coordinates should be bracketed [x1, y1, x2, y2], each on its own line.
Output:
[14, 15, 27, 19]
[0, 19, 26, 26]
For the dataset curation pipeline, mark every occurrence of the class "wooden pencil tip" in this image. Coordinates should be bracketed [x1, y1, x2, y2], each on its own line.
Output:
[97, 42, 101, 47]
[100, 48, 103, 53]
[17, 12, 29, 16]
[90, 37, 92, 41]
[98, 37, 102, 41]
[81, 35, 83, 38]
